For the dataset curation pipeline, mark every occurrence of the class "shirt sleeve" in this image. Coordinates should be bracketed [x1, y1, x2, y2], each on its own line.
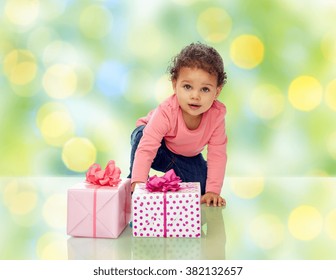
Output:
[205, 115, 228, 194]
[131, 105, 171, 184]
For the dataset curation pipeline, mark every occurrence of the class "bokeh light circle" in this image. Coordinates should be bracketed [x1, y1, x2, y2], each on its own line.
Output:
[197, 7, 232, 43]
[90, 118, 127, 153]
[36, 102, 68, 127]
[250, 84, 285, 119]
[9, 191, 38, 215]
[325, 209, 336, 240]
[42, 64, 77, 99]
[288, 205, 323, 241]
[2, 180, 39, 227]
[3, 49, 37, 87]
[42, 40, 78, 66]
[75, 64, 94, 96]
[42, 194, 67, 229]
[97, 61, 128, 97]
[230, 177, 264, 199]
[325, 79, 336, 111]
[37, 232, 67, 260]
[249, 214, 284, 249]
[62, 137, 97, 172]
[5, 0, 40, 28]
[27, 27, 59, 55]
[127, 24, 163, 60]
[288, 76, 322, 111]
[39, 111, 75, 147]
[230, 35, 264, 69]
[79, 5, 113, 39]
[2, 180, 19, 207]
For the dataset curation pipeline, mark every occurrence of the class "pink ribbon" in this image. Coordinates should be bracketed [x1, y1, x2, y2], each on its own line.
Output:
[146, 169, 181, 192]
[146, 169, 182, 237]
[86, 160, 121, 187]
[93, 189, 97, 237]
[86, 160, 121, 237]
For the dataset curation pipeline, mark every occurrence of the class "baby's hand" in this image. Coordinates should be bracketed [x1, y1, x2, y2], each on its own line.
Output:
[201, 192, 226, 207]
[131, 182, 136, 192]
[131, 181, 144, 193]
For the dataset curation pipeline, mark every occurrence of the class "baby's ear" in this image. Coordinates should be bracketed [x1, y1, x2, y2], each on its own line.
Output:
[172, 79, 177, 91]
[215, 86, 223, 98]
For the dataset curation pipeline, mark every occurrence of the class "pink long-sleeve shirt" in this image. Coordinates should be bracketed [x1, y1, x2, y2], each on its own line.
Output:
[131, 94, 227, 194]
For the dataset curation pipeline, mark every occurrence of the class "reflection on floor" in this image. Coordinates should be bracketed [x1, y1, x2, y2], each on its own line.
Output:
[68, 205, 226, 260]
[1, 177, 335, 260]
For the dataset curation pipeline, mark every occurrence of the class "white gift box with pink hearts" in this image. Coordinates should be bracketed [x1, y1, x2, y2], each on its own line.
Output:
[132, 182, 201, 238]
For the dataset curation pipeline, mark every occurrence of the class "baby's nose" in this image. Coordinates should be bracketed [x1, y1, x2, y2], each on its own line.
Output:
[190, 90, 200, 99]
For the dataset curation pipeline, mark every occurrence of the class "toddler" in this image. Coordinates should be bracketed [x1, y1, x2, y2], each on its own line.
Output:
[128, 42, 228, 207]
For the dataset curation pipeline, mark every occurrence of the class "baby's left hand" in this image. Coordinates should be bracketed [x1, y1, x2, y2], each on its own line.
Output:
[201, 192, 226, 207]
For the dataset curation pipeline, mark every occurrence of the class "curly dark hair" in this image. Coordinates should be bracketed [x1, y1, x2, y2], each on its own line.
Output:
[168, 42, 227, 87]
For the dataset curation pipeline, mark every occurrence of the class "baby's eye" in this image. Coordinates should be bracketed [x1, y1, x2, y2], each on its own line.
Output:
[201, 87, 210, 93]
[183, 84, 192, 90]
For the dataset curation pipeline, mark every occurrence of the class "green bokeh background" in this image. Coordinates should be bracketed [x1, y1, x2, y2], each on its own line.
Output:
[1, 0, 336, 261]
[1, 0, 336, 177]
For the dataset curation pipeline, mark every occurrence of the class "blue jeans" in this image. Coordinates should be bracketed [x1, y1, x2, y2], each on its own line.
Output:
[128, 125, 207, 195]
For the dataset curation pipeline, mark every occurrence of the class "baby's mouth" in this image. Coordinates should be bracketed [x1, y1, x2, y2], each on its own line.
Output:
[188, 104, 201, 109]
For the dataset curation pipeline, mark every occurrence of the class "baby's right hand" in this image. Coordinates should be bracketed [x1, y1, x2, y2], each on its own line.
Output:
[201, 192, 226, 207]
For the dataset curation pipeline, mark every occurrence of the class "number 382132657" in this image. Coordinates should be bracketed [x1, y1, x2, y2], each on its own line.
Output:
[185, 266, 243, 276]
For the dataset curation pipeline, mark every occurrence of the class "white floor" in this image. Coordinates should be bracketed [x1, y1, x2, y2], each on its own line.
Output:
[1, 176, 335, 260]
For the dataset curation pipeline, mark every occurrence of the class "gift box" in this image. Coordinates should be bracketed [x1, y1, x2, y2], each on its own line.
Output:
[132, 172, 201, 238]
[67, 178, 131, 239]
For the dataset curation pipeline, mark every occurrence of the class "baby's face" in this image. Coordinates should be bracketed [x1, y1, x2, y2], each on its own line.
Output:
[173, 67, 222, 122]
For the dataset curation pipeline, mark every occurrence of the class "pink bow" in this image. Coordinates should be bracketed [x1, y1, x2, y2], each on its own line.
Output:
[86, 160, 121, 187]
[146, 169, 182, 192]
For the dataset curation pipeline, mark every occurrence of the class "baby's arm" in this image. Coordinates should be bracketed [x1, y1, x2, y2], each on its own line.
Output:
[203, 108, 227, 207]
[131, 105, 170, 193]
[201, 192, 226, 207]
